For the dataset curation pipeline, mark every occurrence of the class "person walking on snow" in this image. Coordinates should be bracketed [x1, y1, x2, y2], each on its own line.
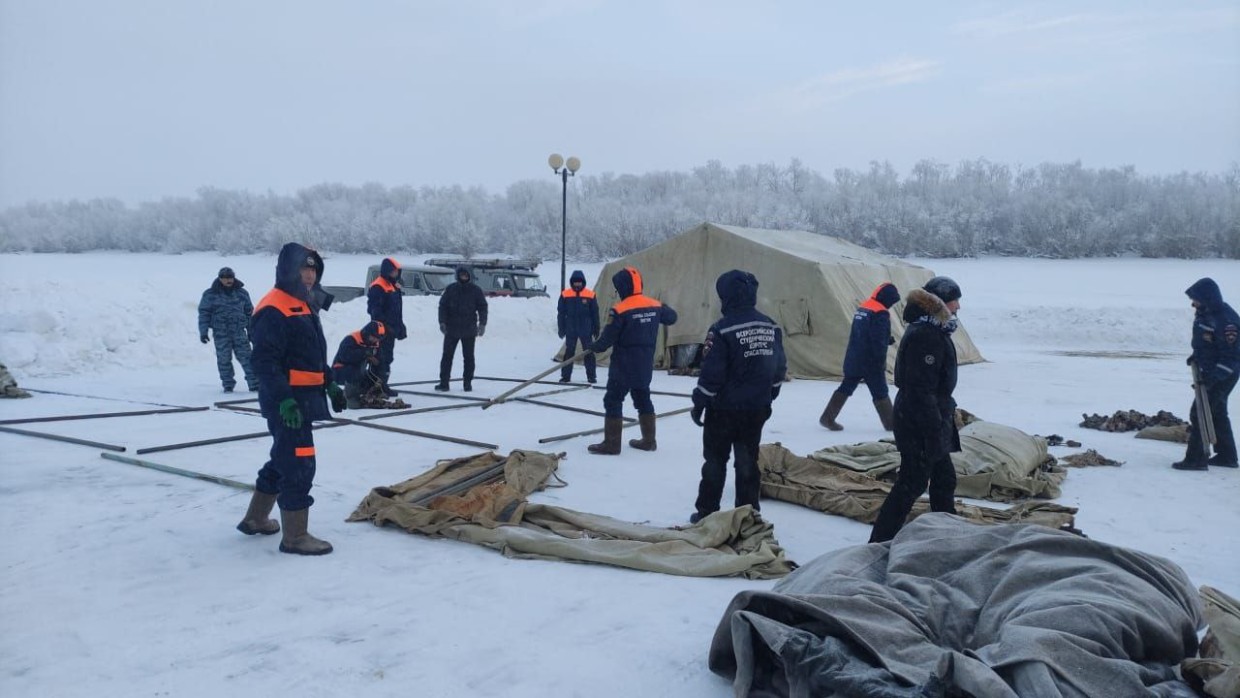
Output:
[236, 243, 347, 556]
[1173, 277, 1239, 470]
[587, 267, 678, 455]
[436, 266, 488, 392]
[688, 270, 786, 523]
[820, 282, 901, 431]
[558, 270, 600, 383]
[198, 266, 257, 393]
[367, 257, 406, 395]
[869, 277, 963, 544]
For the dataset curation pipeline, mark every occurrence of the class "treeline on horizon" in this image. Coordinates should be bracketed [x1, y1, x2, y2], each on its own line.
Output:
[1, 158, 1237, 259]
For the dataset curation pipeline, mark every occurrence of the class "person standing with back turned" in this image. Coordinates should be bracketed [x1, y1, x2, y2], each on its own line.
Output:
[869, 276, 962, 543]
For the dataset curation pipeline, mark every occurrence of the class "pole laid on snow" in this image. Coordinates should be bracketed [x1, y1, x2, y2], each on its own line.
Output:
[0, 405, 209, 426]
[482, 355, 586, 410]
[100, 452, 253, 490]
[135, 421, 350, 455]
[358, 402, 483, 421]
[331, 418, 499, 450]
[395, 390, 490, 402]
[537, 406, 692, 444]
[406, 460, 509, 508]
[510, 397, 633, 421]
[518, 384, 592, 400]
[23, 388, 192, 409]
[0, 425, 126, 451]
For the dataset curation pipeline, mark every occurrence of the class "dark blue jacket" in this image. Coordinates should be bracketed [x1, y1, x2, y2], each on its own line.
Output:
[198, 277, 254, 338]
[693, 270, 787, 411]
[331, 321, 385, 386]
[590, 267, 677, 389]
[557, 270, 600, 339]
[251, 243, 333, 422]
[1187, 277, 1240, 386]
[438, 267, 489, 338]
[842, 282, 900, 378]
[367, 257, 406, 339]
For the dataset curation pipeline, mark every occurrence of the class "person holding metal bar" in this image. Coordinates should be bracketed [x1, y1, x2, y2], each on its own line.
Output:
[237, 243, 347, 555]
[1173, 277, 1238, 471]
[331, 320, 386, 409]
[557, 270, 600, 384]
[688, 270, 786, 523]
[587, 266, 677, 455]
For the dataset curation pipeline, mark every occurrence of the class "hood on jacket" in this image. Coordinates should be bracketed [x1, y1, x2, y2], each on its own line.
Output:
[612, 267, 643, 299]
[716, 269, 758, 315]
[570, 269, 587, 288]
[455, 266, 472, 284]
[1187, 277, 1224, 309]
[873, 282, 900, 308]
[274, 242, 331, 310]
[361, 321, 386, 342]
[380, 257, 401, 280]
[902, 288, 952, 325]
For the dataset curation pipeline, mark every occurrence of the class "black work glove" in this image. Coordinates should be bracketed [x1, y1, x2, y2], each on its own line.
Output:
[1186, 355, 1196, 366]
[690, 405, 705, 427]
[200, 333, 209, 344]
[558, 330, 565, 339]
[326, 382, 347, 413]
[889, 335, 896, 346]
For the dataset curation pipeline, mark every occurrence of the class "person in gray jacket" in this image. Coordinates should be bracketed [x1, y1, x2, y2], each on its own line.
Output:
[198, 266, 257, 392]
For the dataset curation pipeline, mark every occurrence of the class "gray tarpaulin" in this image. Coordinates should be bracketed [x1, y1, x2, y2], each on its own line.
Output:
[708, 514, 1204, 698]
[348, 450, 795, 579]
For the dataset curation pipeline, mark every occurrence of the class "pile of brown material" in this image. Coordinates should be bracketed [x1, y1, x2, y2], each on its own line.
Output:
[1060, 449, 1123, 467]
[1080, 409, 1184, 432]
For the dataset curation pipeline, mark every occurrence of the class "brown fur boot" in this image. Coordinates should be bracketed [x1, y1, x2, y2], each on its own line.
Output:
[819, 391, 848, 431]
[629, 413, 657, 451]
[587, 418, 624, 455]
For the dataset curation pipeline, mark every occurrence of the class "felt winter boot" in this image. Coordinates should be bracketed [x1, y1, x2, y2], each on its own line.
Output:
[629, 413, 657, 451]
[236, 491, 280, 536]
[278, 508, 333, 555]
[819, 391, 847, 431]
[587, 418, 624, 455]
[874, 397, 894, 431]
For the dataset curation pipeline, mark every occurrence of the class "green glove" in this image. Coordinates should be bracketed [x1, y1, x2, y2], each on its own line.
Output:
[326, 382, 347, 413]
[278, 397, 303, 428]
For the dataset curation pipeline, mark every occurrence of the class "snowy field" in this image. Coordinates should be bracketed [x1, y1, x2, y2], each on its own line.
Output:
[1, 252, 1238, 697]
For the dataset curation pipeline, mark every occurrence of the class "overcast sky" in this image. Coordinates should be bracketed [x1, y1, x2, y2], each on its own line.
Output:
[1, 0, 1237, 208]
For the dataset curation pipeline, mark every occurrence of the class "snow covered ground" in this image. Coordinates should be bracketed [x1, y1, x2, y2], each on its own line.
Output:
[1, 252, 1238, 697]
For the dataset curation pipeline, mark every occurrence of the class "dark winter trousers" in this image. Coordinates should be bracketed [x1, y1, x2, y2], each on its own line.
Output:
[377, 335, 396, 388]
[870, 421, 958, 543]
[837, 367, 889, 400]
[602, 382, 654, 418]
[561, 335, 597, 381]
[255, 415, 317, 511]
[214, 332, 256, 390]
[1185, 372, 1238, 463]
[439, 334, 476, 385]
[694, 408, 771, 517]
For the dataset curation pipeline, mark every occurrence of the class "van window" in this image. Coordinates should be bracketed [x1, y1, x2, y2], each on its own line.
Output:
[402, 271, 422, 290]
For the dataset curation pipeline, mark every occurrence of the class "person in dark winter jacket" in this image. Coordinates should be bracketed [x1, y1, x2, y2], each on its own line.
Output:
[557, 269, 600, 383]
[436, 266, 488, 392]
[587, 267, 678, 455]
[869, 276, 962, 543]
[332, 320, 387, 409]
[688, 270, 786, 523]
[820, 282, 901, 431]
[367, 257, 406, 396]
[198, 267, 257, 392]
[237, 243, 347, 556]
[1173, 277, 1239, 470]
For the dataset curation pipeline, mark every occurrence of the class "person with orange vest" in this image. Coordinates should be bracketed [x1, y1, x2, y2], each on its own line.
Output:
[587, 267, 677, 455]
[332, 320, 387, 409]
[367, 257, 406, 395]
[236, 242, 347, 556]
[819, 282, 901, 431]
[557, 269, 600, 383]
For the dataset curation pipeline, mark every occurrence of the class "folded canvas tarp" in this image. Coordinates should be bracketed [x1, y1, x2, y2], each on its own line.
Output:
[708, 514, 1204, 697]
[789, 420, 1067, 501]
[348, 450, 795, 579]
[1183, 586, 1240, 698]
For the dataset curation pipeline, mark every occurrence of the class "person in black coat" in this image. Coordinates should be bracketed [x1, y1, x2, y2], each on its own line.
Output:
[689, 270, 787, 523]
[435, 266, 488, 392]
[820, 282, 901, 431]
[331, 320, 387, 408]
[557, 269, 600, 383]
[869, 276, 962, 543]
[587, 266, 677, 454]
[1173, 277, 1239, 470]
[366, 257, 406, 395]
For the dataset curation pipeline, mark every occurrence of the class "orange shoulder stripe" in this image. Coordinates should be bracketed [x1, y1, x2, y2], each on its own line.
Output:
[254, 288, 310, 317]
[859, 298, 886, 313]
[614, 294, 662, 314]
[370, 277, 396, 292]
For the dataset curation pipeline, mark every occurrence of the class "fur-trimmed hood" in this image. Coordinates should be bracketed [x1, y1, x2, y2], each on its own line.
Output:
[902, 288, 953, 325]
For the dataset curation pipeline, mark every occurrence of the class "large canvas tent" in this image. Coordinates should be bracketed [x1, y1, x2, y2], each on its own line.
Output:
[593, 222, 984, 379]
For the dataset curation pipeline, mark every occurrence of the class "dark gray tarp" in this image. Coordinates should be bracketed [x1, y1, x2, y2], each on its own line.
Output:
[709, 514, 1203, 698]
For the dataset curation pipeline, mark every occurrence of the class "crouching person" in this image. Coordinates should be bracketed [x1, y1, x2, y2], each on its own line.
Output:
[237, 242, 347, 556]
[689, 270, 786, 523]
[332, 321, 387, 409]
[587, 267, 677, 454]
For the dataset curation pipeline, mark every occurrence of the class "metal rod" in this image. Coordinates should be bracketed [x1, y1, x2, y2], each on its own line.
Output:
[394, 389, 490, 402]
[331, 418, 498, 450]
[482, 356, 583, 409]
[589, 385, 694, 398]
[1192, 363, 1217, 447]
[23, 388, 194, 409]
[511, 397, 634, 421]
[100, 452, 253, 490]
[358, 402, 483, 421]
[519, 384, 592, 400]
[0, 424, 126, 451]
[475, 375, 585, 388]
[218, 405, 264, 415]
[135, 421, 350, 455]
[388, 379, 459, 387]
[406, 461, 509, 508]
[213, 397, 261, 407]
[0, 405, 209, 426]
[537, 406, 692, 443]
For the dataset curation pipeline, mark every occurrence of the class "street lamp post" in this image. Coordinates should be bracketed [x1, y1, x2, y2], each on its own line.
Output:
[548, 153, 581, 291]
